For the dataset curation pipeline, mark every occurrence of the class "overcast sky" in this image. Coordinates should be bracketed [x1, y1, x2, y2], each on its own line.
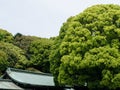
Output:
[0, 0, 120, 38]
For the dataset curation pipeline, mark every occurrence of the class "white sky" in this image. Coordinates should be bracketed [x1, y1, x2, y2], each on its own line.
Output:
[0, 0, 120, 38]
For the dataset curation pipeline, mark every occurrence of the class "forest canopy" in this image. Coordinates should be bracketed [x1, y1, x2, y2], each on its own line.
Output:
[0, 29, 54, 74]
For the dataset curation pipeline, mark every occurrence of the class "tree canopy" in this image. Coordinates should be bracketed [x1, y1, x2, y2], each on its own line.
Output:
[0, 29, 54, 74]
[28, 38, 54, 73]
[14, 33, 40, 52]
[0, 42, 29, 69]
[0, 29, 13, 43]
[50, 4, 120, 89]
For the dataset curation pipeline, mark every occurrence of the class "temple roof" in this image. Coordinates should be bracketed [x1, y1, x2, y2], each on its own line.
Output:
[6, 68, 55, 87]
[0, 79, 23, 90]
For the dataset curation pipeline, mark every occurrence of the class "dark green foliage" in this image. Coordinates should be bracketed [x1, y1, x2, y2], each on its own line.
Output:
[0, 50, 9, 74]
[50, 4, 120, 89]
[14, 33, 40, 52]
[0, 30, 30, 74]
[28, 38, 54, 73]
[0, 42, 29, 74]
[14, 33, 54, 73]
[0, 28, 54, 74]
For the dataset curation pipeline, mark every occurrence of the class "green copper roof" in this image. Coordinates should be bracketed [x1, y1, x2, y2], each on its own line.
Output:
[0, 79, 23, 90]
[6, 68, 55, 87]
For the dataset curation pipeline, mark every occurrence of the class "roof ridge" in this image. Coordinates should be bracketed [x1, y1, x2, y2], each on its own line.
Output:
[7, 68, 53, 76]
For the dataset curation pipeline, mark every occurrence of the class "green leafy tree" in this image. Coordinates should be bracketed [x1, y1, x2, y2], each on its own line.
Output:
[0, 50, 9, 74]
[0, 42, 29, 69]
[14, 33, 41, 60]
[0, 29, 14, 43]
[14, 33, 40, 52]
[28, 38, 54, 73]
[50, 4, 120, 89]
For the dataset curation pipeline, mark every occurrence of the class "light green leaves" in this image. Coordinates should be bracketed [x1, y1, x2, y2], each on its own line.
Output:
[50, 4, 120, 89]
[0, 29, 13, 43]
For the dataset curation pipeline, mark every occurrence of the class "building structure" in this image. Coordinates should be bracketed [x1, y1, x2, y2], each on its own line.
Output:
[0, 68, 87, 90]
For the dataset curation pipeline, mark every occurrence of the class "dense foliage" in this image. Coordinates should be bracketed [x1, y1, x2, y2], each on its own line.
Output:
[0, 29, 13, 43]
[0, 30, 29, 74]
[28, 38, 54, 73]
[0, 29, 54, 74]
[50, 4, 120, 89]
[14, 33, 54, 73]
[0, 42, 29, 69]
[14, 33, 40, 52]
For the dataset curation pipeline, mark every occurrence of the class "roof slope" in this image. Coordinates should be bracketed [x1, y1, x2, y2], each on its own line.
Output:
[6, 68, 55, 87]
[0, 79, 23, 90]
